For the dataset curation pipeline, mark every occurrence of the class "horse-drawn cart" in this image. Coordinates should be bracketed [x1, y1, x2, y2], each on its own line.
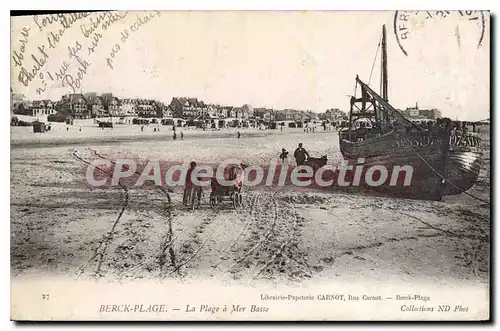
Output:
[209, 163, 246, 208]
[185, 164, 246, 210]
[209, 180, 243, 209]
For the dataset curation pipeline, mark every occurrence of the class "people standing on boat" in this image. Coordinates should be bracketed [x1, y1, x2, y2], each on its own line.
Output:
[462, 121, 468, 135]
[294, 143, 309, 166]
[426, 121, 434, 131]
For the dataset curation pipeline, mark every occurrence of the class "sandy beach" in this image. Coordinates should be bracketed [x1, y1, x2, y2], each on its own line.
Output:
[10, 123, 491, 291]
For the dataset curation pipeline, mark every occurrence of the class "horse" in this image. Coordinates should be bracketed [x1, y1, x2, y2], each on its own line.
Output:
[305, 155, 327, 170]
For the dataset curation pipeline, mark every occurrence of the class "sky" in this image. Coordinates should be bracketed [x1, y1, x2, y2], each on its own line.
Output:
[10, 10, 490, 120]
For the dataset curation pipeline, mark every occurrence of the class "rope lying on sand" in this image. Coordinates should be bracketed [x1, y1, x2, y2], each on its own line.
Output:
[400, 211, 488, 241]
[87, 148, 172, 203]
[71, 149, 130, 277]
[86, 148, 178, 276]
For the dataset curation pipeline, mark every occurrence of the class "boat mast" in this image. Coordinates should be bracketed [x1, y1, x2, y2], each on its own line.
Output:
[381, 24, 388, 102]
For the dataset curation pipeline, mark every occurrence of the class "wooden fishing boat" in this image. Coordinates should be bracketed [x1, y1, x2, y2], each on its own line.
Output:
[338, 25, 482, 200]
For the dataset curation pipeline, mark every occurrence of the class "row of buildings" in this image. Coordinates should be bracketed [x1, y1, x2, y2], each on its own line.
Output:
[11, 89, 441, 123]
[399, 103, 442, 120]
[13, 93, 167, 119]
[12, 93, 321, 122]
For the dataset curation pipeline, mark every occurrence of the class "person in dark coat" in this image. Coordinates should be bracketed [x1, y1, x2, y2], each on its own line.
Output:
[293, 143, 309, 166]
[183, 161, 197, 205]
[279, 148, 289, 161]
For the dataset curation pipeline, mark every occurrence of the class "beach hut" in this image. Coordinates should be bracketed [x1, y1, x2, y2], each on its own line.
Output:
[217, 119, 226, 129]
[65, 114, 74, 125]
[162, 118, 174, 126]
[133, 118, 149, 125]
[33, 121, 47, 133]
[47, 112, 71, 123]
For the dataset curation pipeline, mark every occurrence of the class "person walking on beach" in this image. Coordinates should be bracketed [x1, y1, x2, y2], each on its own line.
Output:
[237, 131, 241, 139]
[183, 161, 197, 205]
[173, 132, 177, 140]
[279, 148, 289, 166]
[294, 143, 309, 166]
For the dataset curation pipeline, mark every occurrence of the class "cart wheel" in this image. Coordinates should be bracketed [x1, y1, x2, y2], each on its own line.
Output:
[238, 192, 243, 206]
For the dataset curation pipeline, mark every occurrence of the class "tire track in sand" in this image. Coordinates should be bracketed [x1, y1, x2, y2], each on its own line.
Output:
[216, 191, 311, 282]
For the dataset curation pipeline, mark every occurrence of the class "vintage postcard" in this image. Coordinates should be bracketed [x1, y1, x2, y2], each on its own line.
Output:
[10, 10, 490, 321]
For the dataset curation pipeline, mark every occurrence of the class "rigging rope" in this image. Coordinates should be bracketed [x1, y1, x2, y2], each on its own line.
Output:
[368, 35, 382, 86]
[387, 128, 488, 204]
[412, 147, 490, 204]
[353, 31, 488, 205]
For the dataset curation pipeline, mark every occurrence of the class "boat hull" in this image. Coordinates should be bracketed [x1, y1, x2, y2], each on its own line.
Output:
[338, 130, 482, 200]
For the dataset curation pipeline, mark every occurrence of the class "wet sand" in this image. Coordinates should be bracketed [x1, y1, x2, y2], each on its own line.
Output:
[10, 125, 490, 288]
